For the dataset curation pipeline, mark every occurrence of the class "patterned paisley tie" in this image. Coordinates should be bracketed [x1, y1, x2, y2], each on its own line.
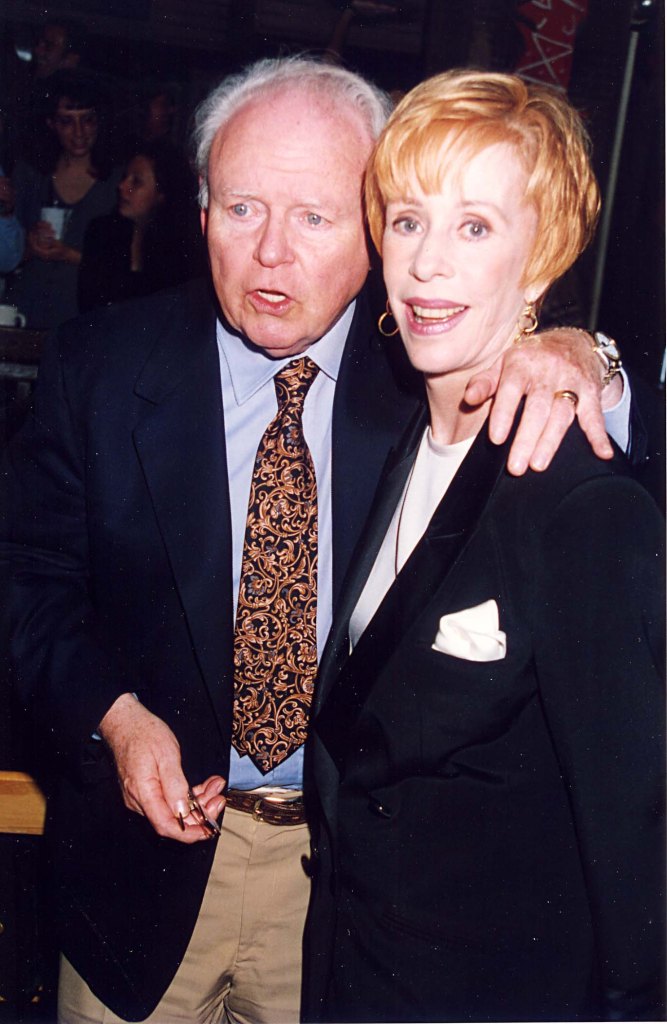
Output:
[232, 357, 320, 773]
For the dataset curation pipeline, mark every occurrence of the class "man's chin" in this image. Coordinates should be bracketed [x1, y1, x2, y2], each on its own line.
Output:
[242, 328, 316, 360]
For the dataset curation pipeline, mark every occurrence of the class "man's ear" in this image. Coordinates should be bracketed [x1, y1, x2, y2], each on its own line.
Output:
[200, 205, 207, 237]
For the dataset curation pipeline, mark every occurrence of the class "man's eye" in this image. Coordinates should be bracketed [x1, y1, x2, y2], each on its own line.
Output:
[306, 212, 323, 226]
[231, 203, 249, 217]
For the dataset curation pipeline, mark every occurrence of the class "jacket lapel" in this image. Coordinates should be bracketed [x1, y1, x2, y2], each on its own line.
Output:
[315, 405, 427, 713]
[132, 284, 235, 737]
[316, 424, 513, 771]
[330, 288, 423, 609]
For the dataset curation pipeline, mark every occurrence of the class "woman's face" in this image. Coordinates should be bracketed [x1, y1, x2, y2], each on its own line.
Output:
[382, 142, 543, 381]
[49, 99, 98, 159]
[118, 156, 164, 225]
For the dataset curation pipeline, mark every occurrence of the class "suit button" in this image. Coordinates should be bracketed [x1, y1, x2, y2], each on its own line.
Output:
[368, 798, 392, 819]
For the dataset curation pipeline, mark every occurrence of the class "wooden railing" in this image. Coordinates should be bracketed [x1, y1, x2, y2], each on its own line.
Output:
[0, 772, 46, 835]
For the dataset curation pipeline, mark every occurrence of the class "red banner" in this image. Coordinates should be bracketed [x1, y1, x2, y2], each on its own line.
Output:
[516, 0, 589, 90]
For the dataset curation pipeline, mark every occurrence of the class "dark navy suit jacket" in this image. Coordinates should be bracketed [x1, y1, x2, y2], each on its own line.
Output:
[4, 277, 420, 1019]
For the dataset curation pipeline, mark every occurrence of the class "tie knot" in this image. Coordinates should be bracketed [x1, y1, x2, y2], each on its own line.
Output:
[274, 357, 320, 414]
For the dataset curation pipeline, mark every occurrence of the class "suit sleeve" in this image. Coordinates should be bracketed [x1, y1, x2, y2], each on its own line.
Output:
[2, 329, 135, 776]
[531, 474, 665, 1020]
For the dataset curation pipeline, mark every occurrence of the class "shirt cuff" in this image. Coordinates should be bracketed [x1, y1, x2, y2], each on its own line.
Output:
[603, 368, 630, 453]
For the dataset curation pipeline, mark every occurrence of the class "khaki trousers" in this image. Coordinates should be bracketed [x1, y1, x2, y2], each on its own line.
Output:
[58, 806, 311, 1024]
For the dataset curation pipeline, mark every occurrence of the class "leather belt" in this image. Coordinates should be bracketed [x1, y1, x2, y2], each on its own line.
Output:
[225, 789, 306, 826]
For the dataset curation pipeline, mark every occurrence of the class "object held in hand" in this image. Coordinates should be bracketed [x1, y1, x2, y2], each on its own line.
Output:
[177, 789, 222, 836]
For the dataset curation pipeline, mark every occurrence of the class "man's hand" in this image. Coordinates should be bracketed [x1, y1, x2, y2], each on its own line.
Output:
[98, 693, 226, 843]
[465, 327, 615, 475]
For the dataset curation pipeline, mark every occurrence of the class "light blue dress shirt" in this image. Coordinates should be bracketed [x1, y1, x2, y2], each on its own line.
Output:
[217, 304, 354, 790]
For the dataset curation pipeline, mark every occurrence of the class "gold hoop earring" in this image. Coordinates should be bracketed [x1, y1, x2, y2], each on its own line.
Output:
[378, 300, 400, 338]
[512, 301, 538, 345]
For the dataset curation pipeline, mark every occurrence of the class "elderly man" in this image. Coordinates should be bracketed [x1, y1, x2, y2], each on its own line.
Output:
[4, 58, 631, 1024]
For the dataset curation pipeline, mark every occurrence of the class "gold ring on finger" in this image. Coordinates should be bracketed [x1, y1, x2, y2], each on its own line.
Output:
[554, 389, 579, 408]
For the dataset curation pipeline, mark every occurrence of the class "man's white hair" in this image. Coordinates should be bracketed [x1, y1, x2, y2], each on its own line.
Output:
[193, 56, 393, 208]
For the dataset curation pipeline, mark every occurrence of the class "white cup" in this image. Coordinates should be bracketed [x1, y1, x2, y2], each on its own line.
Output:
[0, 304, 27, 328]
[40, 205, 68, 240]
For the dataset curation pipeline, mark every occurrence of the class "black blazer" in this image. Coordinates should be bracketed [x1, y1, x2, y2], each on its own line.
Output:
[3, 277, 420, 1019]
[305, 409, 665, 1023]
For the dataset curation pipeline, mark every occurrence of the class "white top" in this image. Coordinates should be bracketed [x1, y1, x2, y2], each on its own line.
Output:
[350, 427, 474, 647]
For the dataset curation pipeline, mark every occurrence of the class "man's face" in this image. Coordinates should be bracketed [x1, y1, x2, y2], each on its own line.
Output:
[202, 88, 373, 358]
[34, 25, 73, 79]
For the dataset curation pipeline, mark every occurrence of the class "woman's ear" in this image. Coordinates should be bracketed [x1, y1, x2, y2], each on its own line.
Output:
[524, 278, 550, 307]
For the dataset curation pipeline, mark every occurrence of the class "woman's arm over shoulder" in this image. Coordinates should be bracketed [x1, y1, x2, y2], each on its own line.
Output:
[531, 471, 664, 1020]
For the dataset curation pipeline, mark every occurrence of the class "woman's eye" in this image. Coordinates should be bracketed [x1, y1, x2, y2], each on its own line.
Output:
[393, 217, 420, 234]
[463, 220, 489, 239]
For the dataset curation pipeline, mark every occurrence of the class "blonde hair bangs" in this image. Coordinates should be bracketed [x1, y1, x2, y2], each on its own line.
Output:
[365, 70, 601, 291]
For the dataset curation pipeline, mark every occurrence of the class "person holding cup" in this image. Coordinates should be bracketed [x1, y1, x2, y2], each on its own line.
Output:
[8, 70, 119, 328]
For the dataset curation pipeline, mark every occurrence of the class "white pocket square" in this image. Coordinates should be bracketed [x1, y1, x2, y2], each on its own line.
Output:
[431, 599, 507, 662]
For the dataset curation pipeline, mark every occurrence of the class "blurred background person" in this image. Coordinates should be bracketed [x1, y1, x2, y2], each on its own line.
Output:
[0, 171, 23, 278]
[78, 138, 205, 312]
[32, 17, 86, 82]
[7, 70, 119, 328]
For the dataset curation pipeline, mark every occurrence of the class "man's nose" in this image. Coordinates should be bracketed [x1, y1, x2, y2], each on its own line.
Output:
[254, 213, 294, 267]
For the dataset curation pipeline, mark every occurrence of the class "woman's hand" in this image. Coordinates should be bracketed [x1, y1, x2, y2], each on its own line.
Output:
[27, 221, 81, 264]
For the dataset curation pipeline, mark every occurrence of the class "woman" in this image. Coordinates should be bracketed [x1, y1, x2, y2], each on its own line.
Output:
[9, 70, 119, 327]
[78, 138, 205, 312]
[308, 71, 664, 1023]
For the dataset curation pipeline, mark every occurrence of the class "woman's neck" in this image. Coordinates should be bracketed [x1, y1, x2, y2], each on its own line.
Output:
[425, 373, 491, 446]
[56, 152, 93, 175]
[53, 154, 96, 205]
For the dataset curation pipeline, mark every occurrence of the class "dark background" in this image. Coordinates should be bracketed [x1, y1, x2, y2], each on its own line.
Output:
[1, 0, 664, 380]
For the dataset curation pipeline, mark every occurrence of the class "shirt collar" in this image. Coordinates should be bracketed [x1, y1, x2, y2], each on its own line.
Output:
[217, 301, 354, 406]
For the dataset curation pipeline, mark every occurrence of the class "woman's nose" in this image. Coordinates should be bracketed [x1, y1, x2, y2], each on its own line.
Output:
[410, 233, 455, 281]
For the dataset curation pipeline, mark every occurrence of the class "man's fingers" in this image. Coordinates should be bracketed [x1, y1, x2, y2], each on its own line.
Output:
[576, 398, 614, 460]
[191, 775, 226, 800]
[99, 694, 211, 843]
[486, 374, 531, 446]
[522, 396, 578, 474]
[504, 388, 568, 475]
[465, 358, 502, 408]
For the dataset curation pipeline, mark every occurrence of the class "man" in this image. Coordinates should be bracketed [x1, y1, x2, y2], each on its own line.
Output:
[33, 19, 86, 80]
[4, 58, 631, 1024]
